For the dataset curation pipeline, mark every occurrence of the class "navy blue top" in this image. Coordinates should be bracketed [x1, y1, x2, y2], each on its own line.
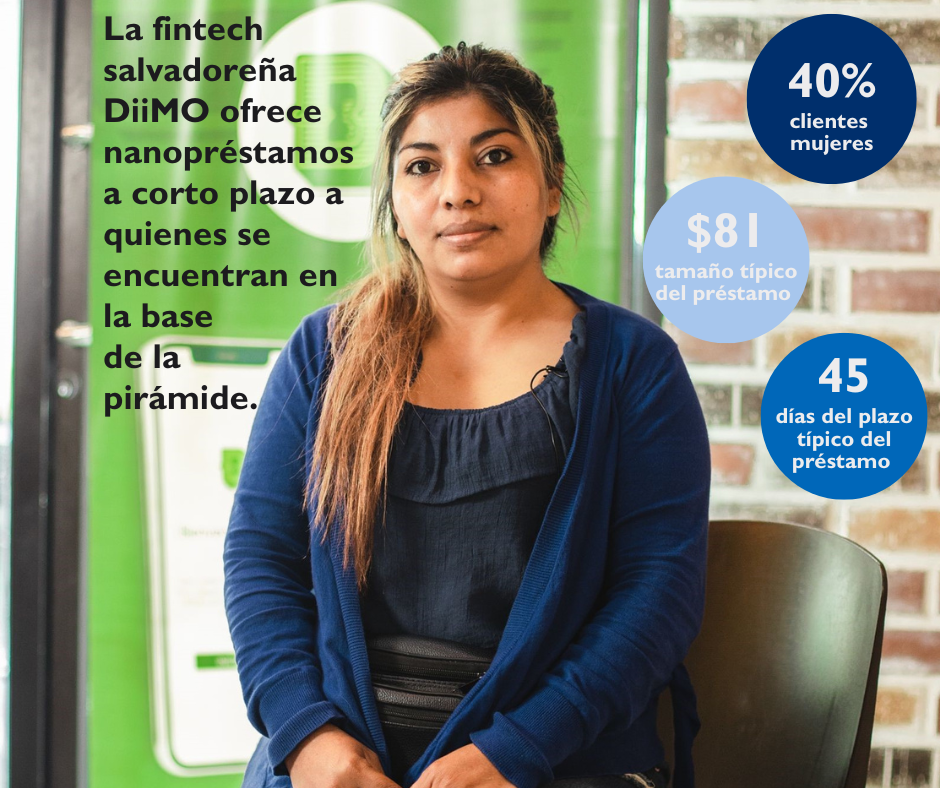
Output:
[224, 282, 710, 788]
[360, 310, 587, 649]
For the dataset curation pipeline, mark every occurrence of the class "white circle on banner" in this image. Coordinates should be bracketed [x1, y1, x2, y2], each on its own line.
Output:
[238, 2, 439, 242]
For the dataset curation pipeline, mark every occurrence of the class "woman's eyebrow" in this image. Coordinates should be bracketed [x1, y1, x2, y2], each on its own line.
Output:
[469, 127, 518, 145]
[398, 141, 438, 155]
[397, 127, 519, 156]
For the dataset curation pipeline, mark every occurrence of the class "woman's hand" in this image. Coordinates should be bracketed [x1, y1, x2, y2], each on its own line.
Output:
[285, 723, 400, 788]
[412, 743, 515, 788]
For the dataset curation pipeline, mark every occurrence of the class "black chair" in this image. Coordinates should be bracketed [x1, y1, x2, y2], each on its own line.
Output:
[658, 519, 887, 788]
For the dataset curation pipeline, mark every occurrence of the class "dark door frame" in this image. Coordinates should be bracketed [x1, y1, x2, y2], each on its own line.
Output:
[11, 0, 91, 783]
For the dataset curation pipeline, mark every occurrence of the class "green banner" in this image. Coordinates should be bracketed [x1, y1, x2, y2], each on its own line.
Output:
[89, 1, 626, 784]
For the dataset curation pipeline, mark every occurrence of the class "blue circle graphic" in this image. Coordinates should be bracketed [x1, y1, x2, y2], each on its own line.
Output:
[761, 334, 927, 499]
[748, 14, 915, 184]
[643, 177, 809, 343]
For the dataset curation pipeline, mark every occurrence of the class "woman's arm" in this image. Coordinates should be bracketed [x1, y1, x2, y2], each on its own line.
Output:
[463, 344, 710, 788]
[223, 311, 348, 774]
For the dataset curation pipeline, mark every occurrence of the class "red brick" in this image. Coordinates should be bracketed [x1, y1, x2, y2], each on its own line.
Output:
[861, 147, 940, 189]
[766, 328, 932, 377]
[849, 509, 940, 553]
[667, 325, 752, 365]
[711, 444, 754, 486]
[890, 748, 932, 784]
[915, 84, 926, 130]
[899, 453, 928, 493]
[670, 18, 940, 67]
[853, 271, 940, 314]
[669, 81, 747, 123]
[875, 20, 940, 65]
[794, 208, 928, 253]
[740, 386, 763, 427]
[667, 139, 804, 184]
[874, 687, 918, 725]
[886, 570, 926, 614]
[882, 631, 940, 674]
[669, 17, 785, 61]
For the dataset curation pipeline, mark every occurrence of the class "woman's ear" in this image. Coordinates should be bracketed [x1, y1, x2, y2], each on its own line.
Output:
[546, 164, 564, 217]
[391, 202, 407, 240]
[547, 185, 562, 218]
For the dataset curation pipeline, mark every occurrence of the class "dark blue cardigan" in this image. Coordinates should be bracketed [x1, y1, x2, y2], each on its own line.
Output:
[223, 282, 710, 788]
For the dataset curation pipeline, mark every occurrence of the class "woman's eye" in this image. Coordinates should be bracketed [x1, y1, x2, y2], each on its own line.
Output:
[481, 149, 512, 165]
[405, 160, 435, 176]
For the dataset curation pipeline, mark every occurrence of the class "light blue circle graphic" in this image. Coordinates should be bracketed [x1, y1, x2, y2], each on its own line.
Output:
[643, 177, 809, 343]
[747, 14, 916, 185]
[761, 333, 927, 499]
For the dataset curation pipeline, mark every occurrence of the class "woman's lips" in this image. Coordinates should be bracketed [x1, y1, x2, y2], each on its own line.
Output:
[438, 223, 497, 246]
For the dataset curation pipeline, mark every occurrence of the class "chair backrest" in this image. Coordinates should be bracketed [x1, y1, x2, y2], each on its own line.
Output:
[658, 519, 887, 788]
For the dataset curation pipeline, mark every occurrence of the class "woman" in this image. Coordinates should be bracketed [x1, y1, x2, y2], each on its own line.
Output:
[224, 43, 710, 788]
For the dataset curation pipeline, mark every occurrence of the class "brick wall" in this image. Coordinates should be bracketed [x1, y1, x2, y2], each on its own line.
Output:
[665, 3, 940, 786]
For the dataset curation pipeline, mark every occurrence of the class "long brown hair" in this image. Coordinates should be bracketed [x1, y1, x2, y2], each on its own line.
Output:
[306, 43, 576, 589]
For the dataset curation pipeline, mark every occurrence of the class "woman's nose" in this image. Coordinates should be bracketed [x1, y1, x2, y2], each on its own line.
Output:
[439, 160, 482, 208]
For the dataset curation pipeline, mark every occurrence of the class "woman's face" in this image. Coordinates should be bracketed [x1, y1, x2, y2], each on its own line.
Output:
[391, 92, 560, 287]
